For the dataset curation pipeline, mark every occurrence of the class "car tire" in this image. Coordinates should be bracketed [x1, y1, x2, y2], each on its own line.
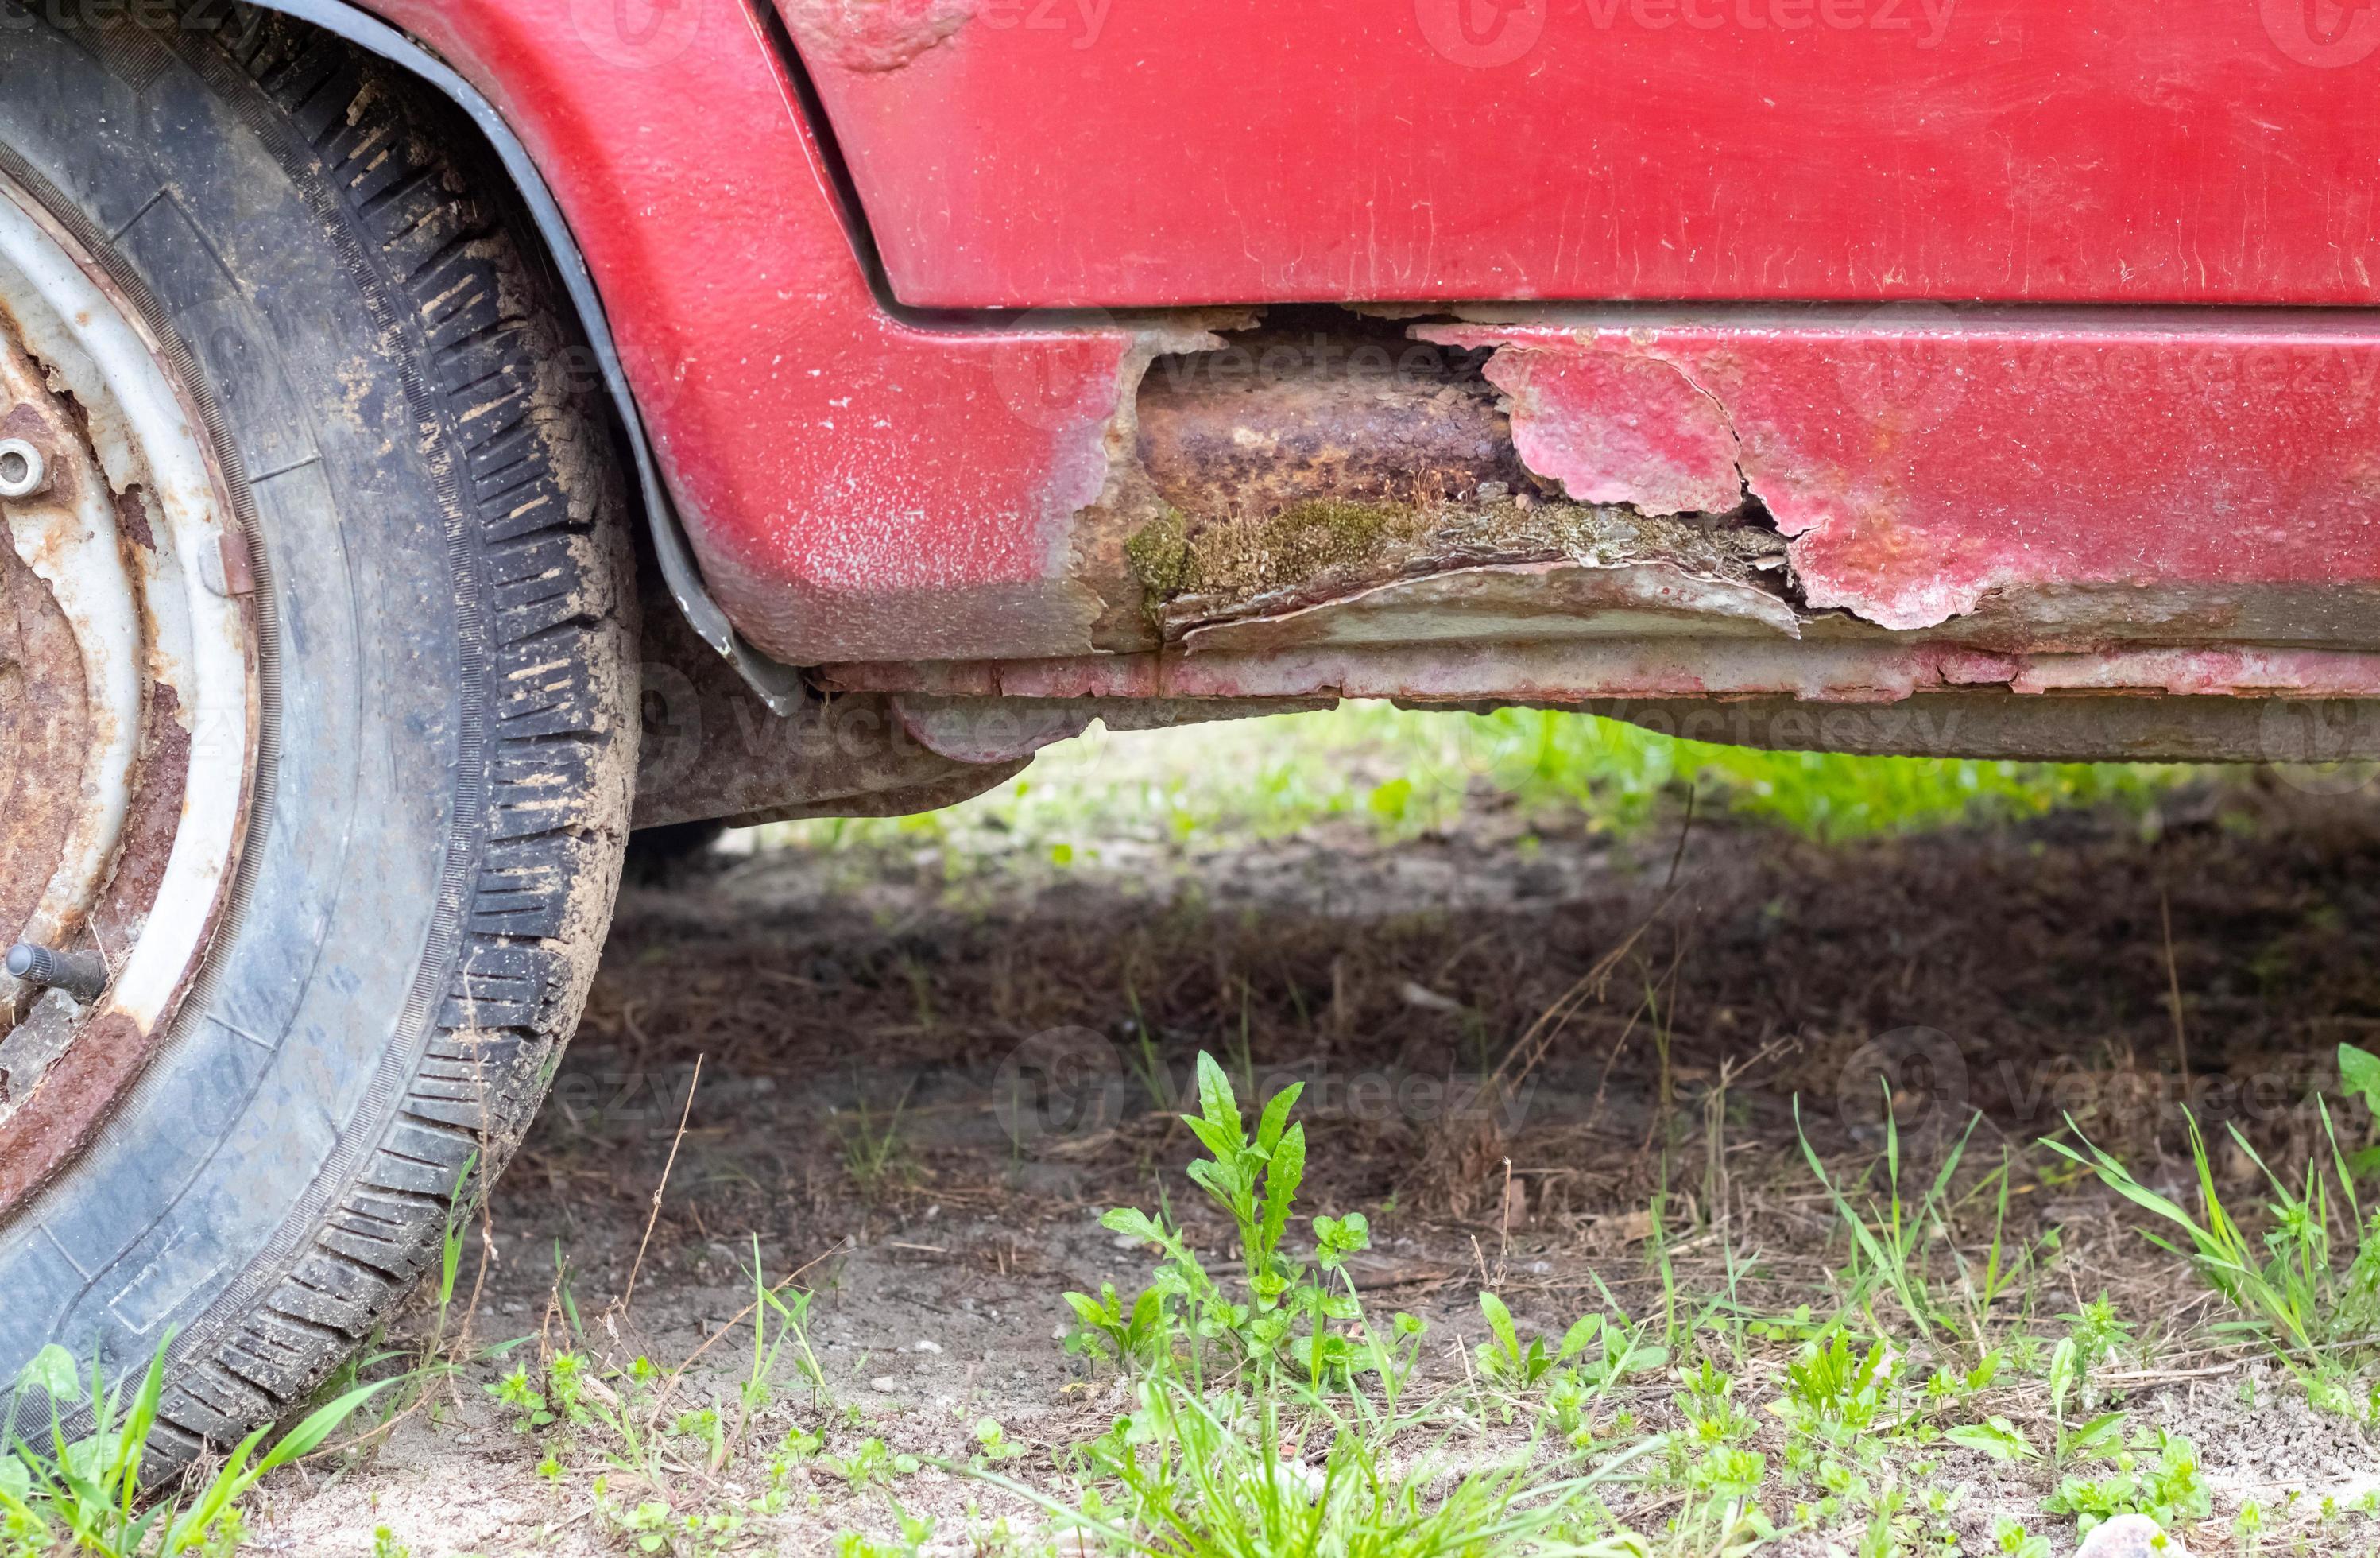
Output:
[0, 6, 636, 1470]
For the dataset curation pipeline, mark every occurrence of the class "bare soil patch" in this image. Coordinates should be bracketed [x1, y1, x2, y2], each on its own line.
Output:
[243, 777, 2380, 1556]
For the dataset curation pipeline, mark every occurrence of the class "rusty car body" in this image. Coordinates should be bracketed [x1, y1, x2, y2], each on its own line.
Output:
[6, 0, 2380, 1467]
[348, 0, 2380, 810]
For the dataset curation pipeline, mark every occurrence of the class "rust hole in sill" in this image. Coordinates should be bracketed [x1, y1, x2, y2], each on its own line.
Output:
[1124, 306, 1790, 640]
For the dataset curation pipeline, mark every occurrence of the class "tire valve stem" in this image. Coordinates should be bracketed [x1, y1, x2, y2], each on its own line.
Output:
[6, 943, 108, 1003]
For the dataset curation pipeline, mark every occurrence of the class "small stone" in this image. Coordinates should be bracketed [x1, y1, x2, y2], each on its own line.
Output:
[869, 1376, 898, 1393]
[2079, 1515, 2187, 1558]
[912, 1339, 943, 1354]
[1474, 481, 1510, 501]
[1399, 980, 1461, 1012]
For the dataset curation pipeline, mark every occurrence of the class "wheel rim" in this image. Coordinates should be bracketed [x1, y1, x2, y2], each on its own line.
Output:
[0, 167, 260, 1213]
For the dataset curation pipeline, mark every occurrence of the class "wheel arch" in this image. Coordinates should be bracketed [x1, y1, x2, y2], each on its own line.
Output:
[241, 0, 806, 715]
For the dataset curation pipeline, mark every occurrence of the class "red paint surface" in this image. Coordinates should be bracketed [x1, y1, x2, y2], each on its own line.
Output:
[1428, 313, 2380, 631]
[788, 0, 2380, 309]
[367, 0, 1140, 665]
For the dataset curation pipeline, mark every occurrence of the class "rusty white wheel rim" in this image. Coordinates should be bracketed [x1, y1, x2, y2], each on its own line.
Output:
[0, 166, 258, 1205]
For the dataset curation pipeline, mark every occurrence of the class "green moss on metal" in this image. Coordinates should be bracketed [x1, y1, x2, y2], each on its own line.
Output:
[1129, 498, 1429, 604]
[1129, 490, 1789, 630]
[1124, 505, 1193, 602]
[1201, 498, 1426, 596]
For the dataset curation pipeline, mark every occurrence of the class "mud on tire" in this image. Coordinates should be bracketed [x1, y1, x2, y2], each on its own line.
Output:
[0, 6, 637, 1467]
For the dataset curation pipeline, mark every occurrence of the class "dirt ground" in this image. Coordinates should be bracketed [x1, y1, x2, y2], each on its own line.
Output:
[241, 769, 2380, 1556]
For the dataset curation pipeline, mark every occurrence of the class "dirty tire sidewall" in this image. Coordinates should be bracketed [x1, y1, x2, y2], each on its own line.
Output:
[0, 11, 636, 1462]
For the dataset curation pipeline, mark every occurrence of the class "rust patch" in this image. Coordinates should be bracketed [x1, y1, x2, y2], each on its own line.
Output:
[110, 483, 154, 553]
[215, 528, 255, 596]
[0, 1010, 144, 1207]
[0, 536, 86, 942]
[893, 692, 1093, 763]
[84, 679, 191, 955]
[0, 542, 189, 1215]
[804, 310, 2380, 757]
[780, 0, 976, 71]
[0, 400, 48, 444]
[1093, 314, 1788, 653]
[1179, 555, 1800, 657]
[1057, 314, 1245, 653]
[1135, 323, 1534, 520]
[1139, 495, 1790, 643]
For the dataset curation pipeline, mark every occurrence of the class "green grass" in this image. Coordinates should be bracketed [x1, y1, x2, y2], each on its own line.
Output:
[2046, 1043, 2380, 1420]
[1, 1341, 386, 1556]
[30, 1047, 2380, 1556]
[1016, 1053, 2363, 1557]
[1014, 1052, 1670, 1558]
[763, 704, 2200, 864]
[833, 1080, 915, 1203]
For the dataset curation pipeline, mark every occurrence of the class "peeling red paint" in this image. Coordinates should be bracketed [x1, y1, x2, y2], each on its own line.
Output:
[1475, 347, 1743, 517]
[780, 0, 975, 72]
[1434, 314, 2380, 636]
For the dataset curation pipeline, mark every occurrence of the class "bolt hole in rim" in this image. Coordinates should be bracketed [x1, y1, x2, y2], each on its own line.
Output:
[0, 439, 37, 496]
[0, 163, 260, 1211]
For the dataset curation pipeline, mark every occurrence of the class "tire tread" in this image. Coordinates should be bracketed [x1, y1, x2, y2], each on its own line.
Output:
[144, 11, 636, 1463]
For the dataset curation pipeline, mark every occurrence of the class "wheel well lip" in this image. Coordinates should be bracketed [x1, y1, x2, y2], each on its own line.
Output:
[243, 0, 809, 715]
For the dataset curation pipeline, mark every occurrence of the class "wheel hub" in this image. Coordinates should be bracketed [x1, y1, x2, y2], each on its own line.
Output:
[0, 167, 259, 1211]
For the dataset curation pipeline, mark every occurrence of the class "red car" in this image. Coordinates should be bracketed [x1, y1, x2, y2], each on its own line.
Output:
[3, 0, 2377, 1462]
